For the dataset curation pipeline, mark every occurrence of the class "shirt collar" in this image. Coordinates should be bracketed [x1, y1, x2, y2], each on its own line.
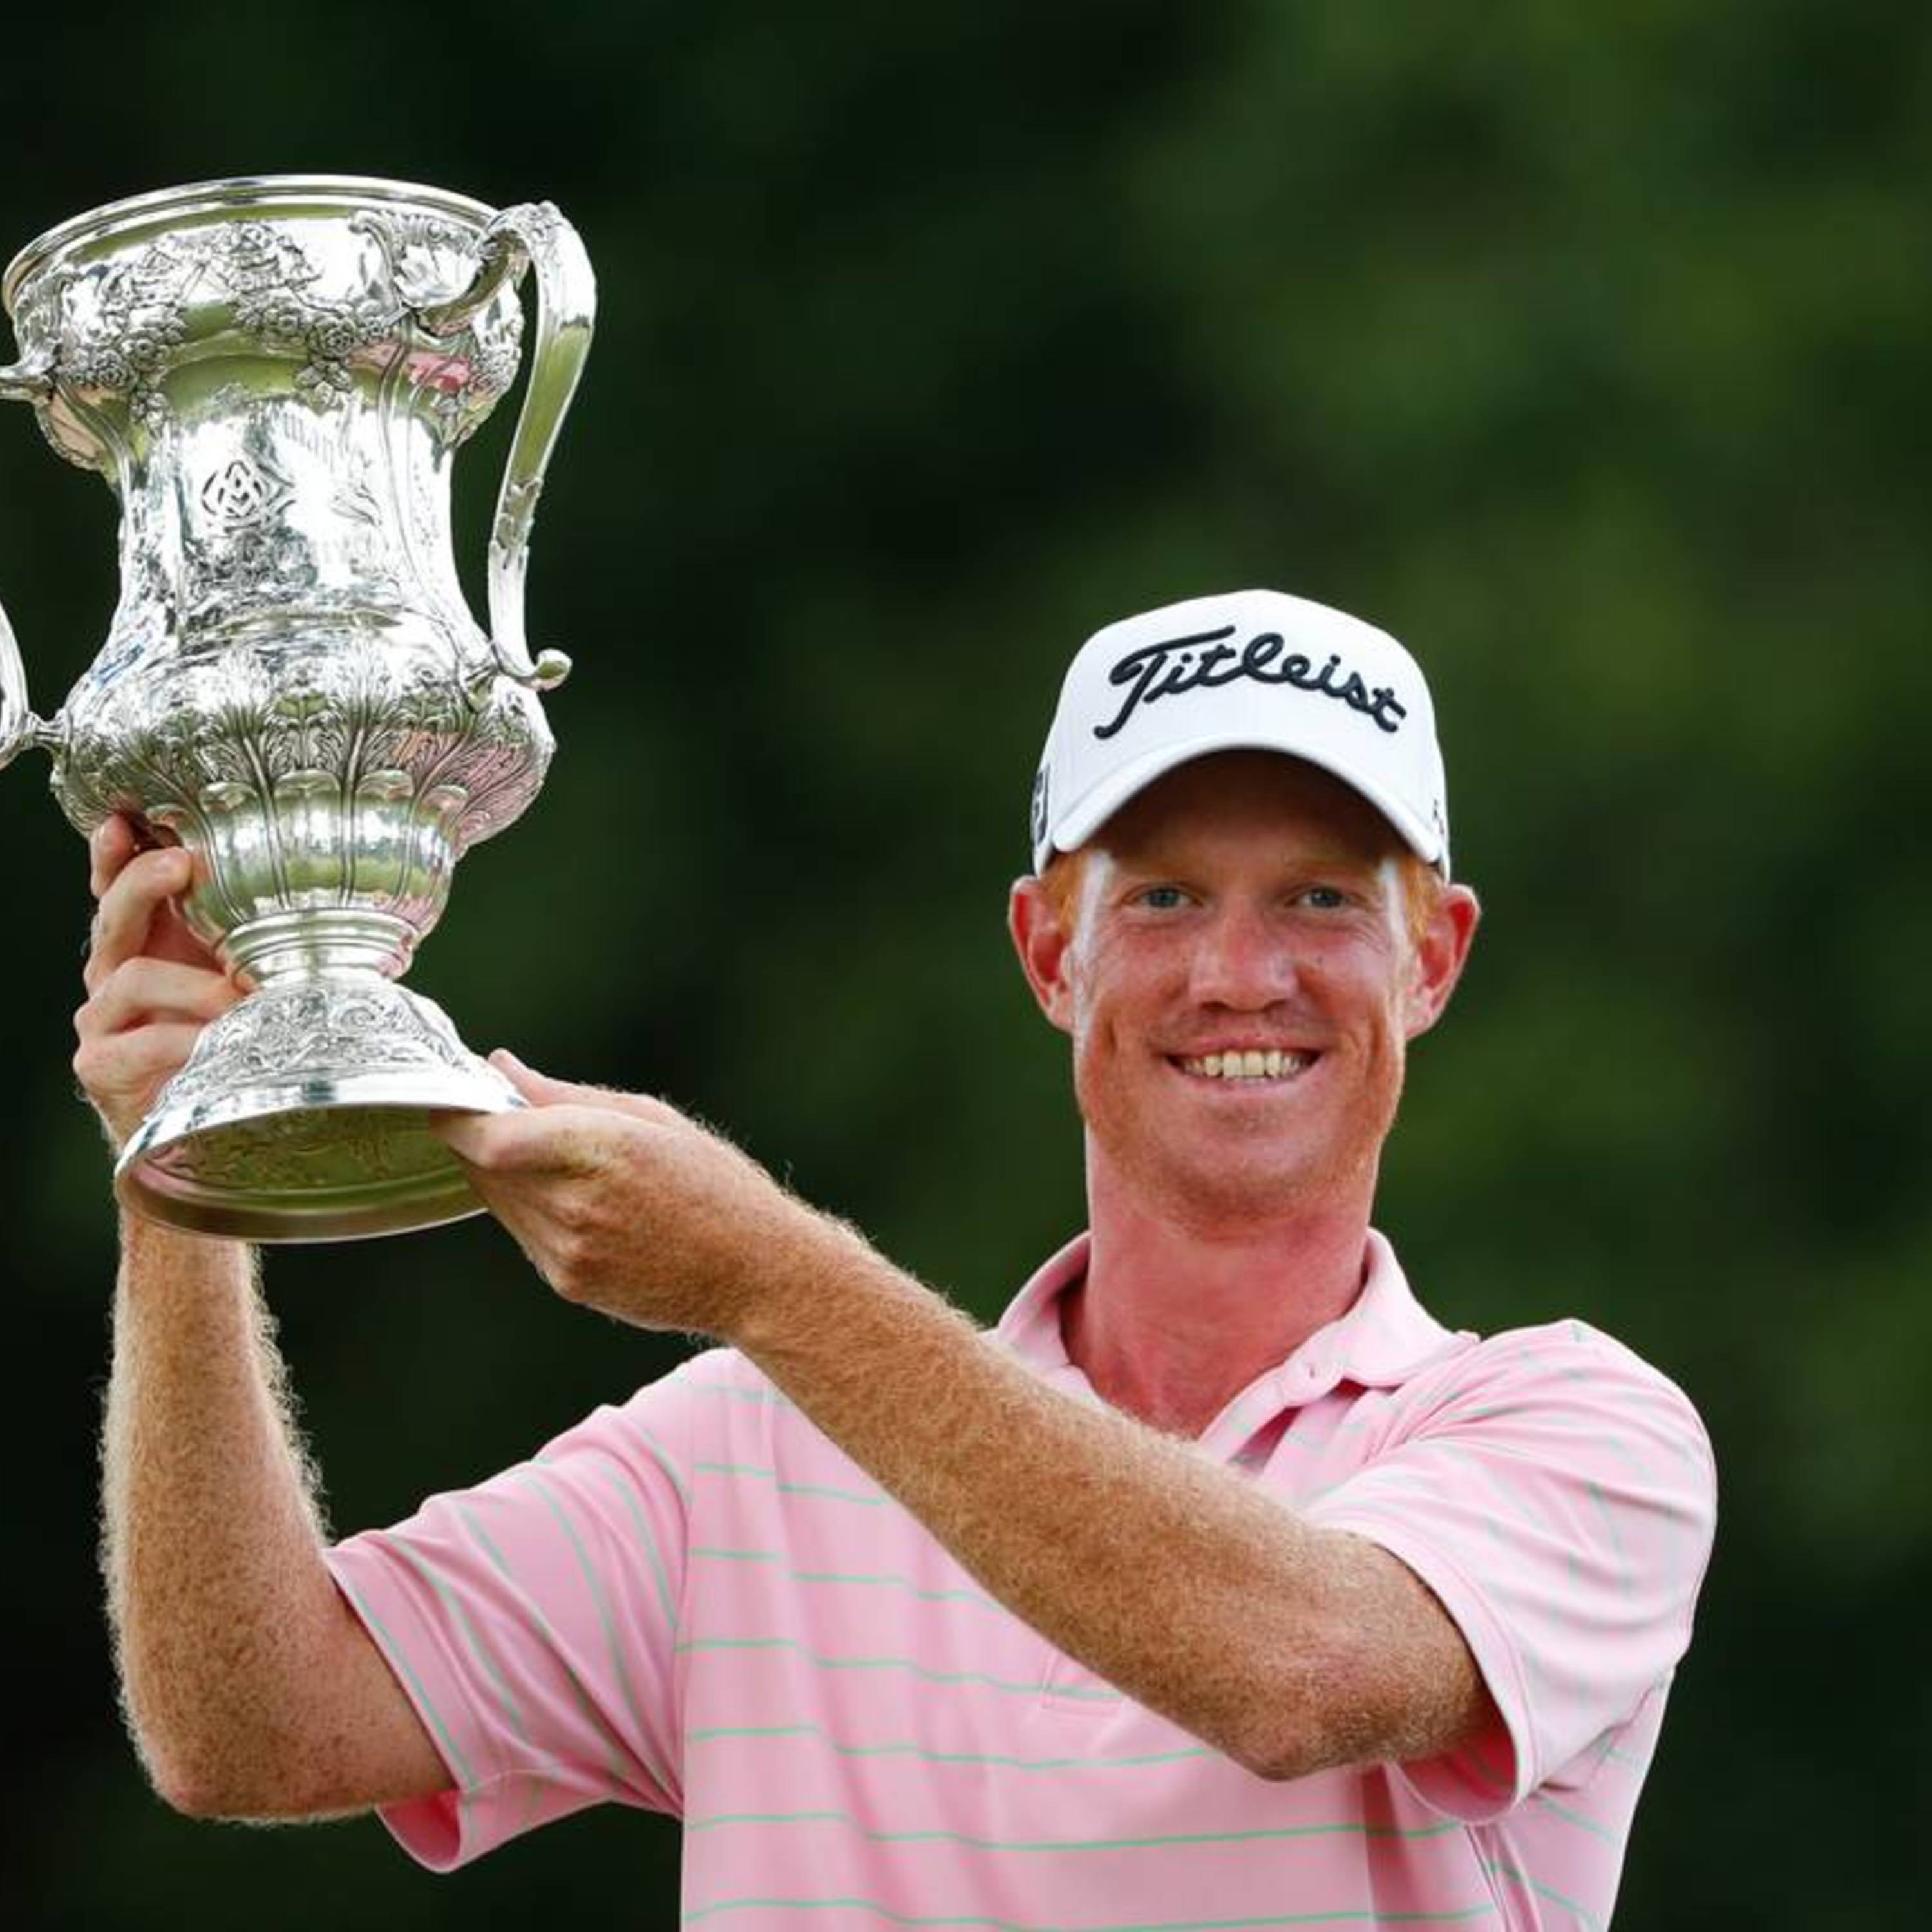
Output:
[992, 1227, 1468, 1414]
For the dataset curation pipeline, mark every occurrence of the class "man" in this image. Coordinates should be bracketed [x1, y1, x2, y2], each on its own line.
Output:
[77, 588, 1715, 1927]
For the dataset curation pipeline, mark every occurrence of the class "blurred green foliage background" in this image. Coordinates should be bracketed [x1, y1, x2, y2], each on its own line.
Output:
[1, 1, 1926, 1923]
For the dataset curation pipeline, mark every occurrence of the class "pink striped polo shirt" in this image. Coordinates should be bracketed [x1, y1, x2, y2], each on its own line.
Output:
[325, 1231, 1716, 1929]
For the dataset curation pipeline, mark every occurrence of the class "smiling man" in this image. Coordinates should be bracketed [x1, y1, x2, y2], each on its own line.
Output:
[83, 588, 1716, 1929]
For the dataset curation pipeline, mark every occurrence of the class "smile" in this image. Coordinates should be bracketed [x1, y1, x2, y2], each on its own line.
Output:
[1173, 1050, 1317, 1082]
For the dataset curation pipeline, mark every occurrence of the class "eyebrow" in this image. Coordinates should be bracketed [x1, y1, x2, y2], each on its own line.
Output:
[1113, 842, 1387, 875]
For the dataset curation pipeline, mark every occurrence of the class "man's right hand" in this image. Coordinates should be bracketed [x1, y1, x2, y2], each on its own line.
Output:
[73, 817, 242, 1148]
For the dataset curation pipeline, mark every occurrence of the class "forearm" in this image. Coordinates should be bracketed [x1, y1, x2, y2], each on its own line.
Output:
[730, 1223, 1468, 1779]
[435, 1068, 1488, 1777]
[100, 1215, 357, 1814]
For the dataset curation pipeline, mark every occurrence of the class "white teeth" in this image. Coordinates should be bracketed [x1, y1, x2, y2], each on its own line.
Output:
[1179, 1051, 1311, 1081]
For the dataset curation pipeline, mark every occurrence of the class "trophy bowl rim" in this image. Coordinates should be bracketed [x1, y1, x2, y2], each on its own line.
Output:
[4, 174, 499, 312]
[113, 1061, 527, 1243]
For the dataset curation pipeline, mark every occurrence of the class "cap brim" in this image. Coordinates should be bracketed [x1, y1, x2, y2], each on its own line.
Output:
[1041, 730, 1444, 873]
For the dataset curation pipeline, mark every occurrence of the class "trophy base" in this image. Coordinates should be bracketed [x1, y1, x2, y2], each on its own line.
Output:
[114, 978, 524, 1243]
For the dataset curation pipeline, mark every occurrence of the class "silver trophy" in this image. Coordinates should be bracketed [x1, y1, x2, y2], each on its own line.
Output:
[0, 176, 594, 1240]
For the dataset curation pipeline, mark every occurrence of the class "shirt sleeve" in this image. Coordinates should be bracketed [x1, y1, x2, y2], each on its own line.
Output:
[323, 1356, 708, 1870]
[1302, 1321, 1717, 1823]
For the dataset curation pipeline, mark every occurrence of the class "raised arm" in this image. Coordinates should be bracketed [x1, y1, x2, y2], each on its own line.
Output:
[736, 1236, 1491, 1781]
[435, 1066, 1497, 1784]
[79, 819, 448, 1819]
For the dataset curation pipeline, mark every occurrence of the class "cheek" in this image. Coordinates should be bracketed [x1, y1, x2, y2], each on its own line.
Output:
[1314, 925, 1408, 1003]
[1066, 990, 1122, 1078]
[1065, 956, 1159, 1083]
[1066, 936, 1144, 1033]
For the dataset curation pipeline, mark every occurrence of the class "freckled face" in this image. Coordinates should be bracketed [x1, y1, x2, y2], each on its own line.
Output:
[1041, 753, 1444, 1227]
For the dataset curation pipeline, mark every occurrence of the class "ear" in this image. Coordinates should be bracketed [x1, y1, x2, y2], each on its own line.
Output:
[1403, 882, 1481, 1041]
[1009, 875, 1078, 1035]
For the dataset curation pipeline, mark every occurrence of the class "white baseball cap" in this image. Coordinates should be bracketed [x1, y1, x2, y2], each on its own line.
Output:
[1029, 588, 1451, 876]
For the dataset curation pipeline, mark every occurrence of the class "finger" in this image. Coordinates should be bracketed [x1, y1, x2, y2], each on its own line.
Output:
[77, 959, 240, 1039]
[489, 1049, 683, 1125]
[430, 1108, 529, 1167]
[74, 1020, 206, 1123]
[88, 817, 139, 900]
[431, 1101, 618, 1173]
[84, 847, 194, 994]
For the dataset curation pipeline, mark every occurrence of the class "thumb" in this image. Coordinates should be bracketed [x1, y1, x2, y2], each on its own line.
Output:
[488, 1048, 684, 1128]
[486, 1047, 592, 1107]
[430, 1106, 500, 1162]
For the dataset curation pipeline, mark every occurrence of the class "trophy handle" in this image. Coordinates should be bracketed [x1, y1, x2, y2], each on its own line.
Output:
[0, 355, 54, 404]
[0, 594, 64, 773]
[404, 203, 595, 697]
[1, 361, 68, 769]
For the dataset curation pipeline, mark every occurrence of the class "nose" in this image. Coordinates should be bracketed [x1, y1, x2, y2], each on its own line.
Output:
[1186, 899, 1299, 1010]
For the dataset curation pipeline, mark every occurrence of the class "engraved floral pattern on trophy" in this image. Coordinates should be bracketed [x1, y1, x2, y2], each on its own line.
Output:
[14, 212, 523, 459]
[55, 635, 549, 988]
[0, 181, 594, 1236]
[19, 205, 553, 983]
[143, 986, 480, 1191]
[150, 1104, 452, 1190]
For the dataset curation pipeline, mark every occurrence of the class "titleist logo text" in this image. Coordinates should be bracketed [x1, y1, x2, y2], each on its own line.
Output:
[1094, 624, 1408, 741]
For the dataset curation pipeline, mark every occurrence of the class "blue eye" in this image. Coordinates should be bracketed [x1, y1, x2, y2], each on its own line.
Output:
[1300, 886, 1348, 911]
[1137, 885, 1188, 909]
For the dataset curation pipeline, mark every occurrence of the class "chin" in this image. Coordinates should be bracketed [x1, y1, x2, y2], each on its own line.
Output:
[1117, 1139, 1332, 1227]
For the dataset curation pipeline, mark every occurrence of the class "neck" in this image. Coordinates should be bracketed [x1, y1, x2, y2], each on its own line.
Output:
[1063, 1146, 1375, 1437]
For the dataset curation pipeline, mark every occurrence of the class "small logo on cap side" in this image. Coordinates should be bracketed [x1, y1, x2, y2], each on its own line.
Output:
[1030, 764, 1050, 854]
[1094, 624, 1409, 742]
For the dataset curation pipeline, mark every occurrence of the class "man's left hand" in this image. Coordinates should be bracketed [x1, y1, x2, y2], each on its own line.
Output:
[431, 1052, 833, 1338]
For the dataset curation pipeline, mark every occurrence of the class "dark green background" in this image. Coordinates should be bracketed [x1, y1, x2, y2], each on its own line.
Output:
[3, 3, 1926, 1923]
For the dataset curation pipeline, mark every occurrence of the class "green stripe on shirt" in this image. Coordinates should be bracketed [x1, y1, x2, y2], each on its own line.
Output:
[673, 1633, 1119, 1700]
[683, 1804, 1464, 1853]
[686, 1719, 1209, 1772]
[683, 1897, 1498, 1929]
